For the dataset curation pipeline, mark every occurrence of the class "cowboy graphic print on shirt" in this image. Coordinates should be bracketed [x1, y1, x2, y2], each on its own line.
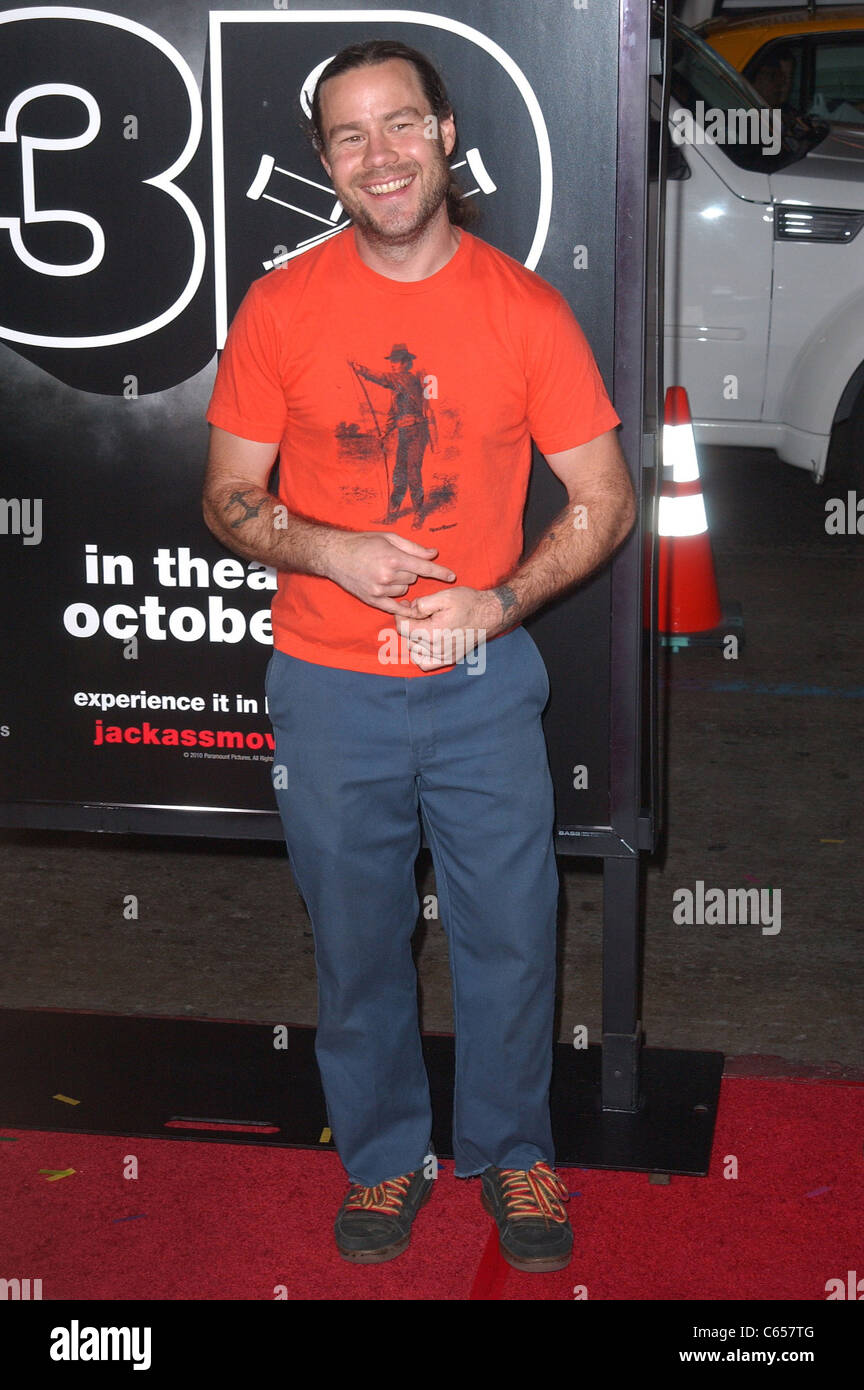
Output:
[340, 343, 449, 530]
[345, 344, 438, 528]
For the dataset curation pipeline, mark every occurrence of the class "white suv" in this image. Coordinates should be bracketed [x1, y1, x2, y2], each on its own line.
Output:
[661, 15, 864, 481]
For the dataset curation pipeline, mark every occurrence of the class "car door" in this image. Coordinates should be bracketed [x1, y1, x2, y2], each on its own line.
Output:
[663, 113, 773, 432]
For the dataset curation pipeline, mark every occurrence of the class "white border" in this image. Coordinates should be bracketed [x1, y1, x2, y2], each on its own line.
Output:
[210, 9, 553, 346]
[0, 7, 205, 349]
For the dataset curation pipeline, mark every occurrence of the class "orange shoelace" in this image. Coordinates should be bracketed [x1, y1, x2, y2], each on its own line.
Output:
[344, 1172, 415, 1215]
[498, 1162, 570, 1224]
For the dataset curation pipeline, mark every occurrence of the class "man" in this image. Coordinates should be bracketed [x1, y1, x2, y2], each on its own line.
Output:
[203, 38, 635, 1272]
[749, 47, 796, 112]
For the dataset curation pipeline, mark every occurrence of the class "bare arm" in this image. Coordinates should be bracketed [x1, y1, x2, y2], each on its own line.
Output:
[403, 427, 636, 667]
[202, 425, 333, 574]
[489, 427, 637, 628]
[202, 424, 455, 617]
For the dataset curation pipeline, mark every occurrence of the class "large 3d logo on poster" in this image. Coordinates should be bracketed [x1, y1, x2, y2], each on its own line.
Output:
[0, 5, 552, 391]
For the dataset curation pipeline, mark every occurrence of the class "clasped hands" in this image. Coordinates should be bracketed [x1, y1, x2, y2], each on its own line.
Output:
[395, 584, 504, 671]
[326, 530, 506, 670]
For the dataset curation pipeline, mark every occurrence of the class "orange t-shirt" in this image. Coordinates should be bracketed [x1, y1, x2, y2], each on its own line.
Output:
[206, 227, 620, 675]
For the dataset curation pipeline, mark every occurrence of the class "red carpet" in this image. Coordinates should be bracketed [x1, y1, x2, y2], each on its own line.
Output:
[1, 1077, 861, 1300]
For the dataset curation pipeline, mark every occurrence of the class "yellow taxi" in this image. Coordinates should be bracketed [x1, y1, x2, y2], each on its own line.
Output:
[697, 7, 864, 122]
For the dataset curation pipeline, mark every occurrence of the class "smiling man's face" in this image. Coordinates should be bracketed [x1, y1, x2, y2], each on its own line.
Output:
[318, 57, 456, 246]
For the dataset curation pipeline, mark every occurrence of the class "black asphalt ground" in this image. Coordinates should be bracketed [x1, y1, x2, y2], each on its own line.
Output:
[1, 443, 861, 1074]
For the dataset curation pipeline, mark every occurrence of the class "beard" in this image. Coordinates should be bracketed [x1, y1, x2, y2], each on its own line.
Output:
[338, 141, 451, 246]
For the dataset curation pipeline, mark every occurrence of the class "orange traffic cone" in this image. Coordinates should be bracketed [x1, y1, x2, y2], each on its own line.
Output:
[647, 386, 741, 647]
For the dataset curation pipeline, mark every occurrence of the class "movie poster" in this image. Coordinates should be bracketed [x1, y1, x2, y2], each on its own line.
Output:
[0, 2, 623, 837]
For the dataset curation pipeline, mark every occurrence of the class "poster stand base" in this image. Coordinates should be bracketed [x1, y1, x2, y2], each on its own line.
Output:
[0, 1010, 722, 1176]
[552, 1039, 723, 1175]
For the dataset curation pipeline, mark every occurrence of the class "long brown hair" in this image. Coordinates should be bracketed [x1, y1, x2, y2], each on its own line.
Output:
[308, 39, 477, 228]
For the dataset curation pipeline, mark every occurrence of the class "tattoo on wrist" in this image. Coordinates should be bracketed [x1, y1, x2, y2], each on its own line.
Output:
[226, 489, 264, 529]
[492, 584, 520, 621]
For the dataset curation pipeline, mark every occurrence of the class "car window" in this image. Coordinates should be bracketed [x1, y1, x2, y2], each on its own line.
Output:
[810, 38, 864, 123]
[746, 39, 804, 113]
[668, 20, 829, 170]
[671, 26, 763, 115]
[707, 0, 864, 12]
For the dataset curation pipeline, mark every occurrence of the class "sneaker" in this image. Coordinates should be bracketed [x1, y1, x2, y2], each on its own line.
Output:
[334, 1168, 434, 1263]
[481, 1161, 573, 1272]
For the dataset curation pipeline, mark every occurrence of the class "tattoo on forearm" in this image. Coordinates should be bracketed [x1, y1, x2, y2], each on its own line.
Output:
[226, 489, 265, 529]
[493, 583, 520, 620]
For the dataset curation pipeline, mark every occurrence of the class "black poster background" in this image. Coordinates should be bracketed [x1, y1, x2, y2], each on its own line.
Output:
[0, 0, 633, 842]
